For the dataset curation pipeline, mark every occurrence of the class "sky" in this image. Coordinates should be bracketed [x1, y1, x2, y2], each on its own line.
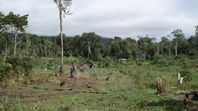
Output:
[1, 0, 198, 39]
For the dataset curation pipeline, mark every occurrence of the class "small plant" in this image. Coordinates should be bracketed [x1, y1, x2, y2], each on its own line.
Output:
[0, 97, 25, 111]
[12, 103, 25, 111]
[1, 97, 11, 111]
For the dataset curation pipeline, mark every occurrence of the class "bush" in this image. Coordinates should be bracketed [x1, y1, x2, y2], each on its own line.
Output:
[98, 56, 113, 68]
[41, 58, 59, 70]
[181, 58, 191, 68]
[6, 57, 33, 75]
[152, 55, 172, 67]
[0, 62, 12, 81]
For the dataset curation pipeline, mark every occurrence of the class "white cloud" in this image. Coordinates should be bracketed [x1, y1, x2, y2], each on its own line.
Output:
[0, 0, 198, 38]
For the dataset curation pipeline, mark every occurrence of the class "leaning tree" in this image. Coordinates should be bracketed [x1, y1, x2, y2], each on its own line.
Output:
[54, 0, 72, 74]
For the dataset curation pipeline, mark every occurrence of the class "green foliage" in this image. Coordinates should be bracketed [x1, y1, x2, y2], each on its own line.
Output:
[98, 56, 113, 68]
[180, 69, 192, 81]
[0, 97, 27, 111]
[181, 58, 191, 69]
[6, 57, 33, 75]
[3, 12, 28, 33]
[152, 55, 172, 67]
[137, 36, 155, 60]
[136, 59, 147, 65]
[35, 58, 60, 70]
[1, 25, 198, 61]
[174, 55, 192, 68]
[0, 62, 12, 81]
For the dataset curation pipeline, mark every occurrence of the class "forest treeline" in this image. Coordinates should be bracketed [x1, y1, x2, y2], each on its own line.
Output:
[1, 28, 198, 61]
[1, 12, 198, 61]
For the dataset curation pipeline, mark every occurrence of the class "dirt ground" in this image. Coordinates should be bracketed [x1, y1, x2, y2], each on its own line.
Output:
[0, 76, 106, 104]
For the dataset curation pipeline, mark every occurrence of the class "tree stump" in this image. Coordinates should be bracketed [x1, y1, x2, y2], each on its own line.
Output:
[70, 62, 80, 78]
[156, 77, 163, 95]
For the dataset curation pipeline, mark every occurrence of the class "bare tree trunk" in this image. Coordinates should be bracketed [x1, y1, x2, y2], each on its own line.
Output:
[59, 7, 64, 74]
[175, 39, 178, 56]
[88, 44, 92, 59]
[4, 43, 8, 62]
[14, 32, 17, 57]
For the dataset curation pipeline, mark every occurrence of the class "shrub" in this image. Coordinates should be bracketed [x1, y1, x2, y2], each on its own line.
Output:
[173, 55, 191, 67]
[43, 58, 59, 70]
[6, 57, 33, 76]
[152, 55, 172, 67]
[98, 56, 113, 68]
[181, 58, 191, 68]
[0, 62, 12, 81]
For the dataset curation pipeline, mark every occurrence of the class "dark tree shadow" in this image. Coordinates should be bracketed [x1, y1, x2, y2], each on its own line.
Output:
[138, 99, 198, 111]
[147, 99, 184, 111]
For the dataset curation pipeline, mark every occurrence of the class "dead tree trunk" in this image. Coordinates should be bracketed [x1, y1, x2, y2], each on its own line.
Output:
[59, 6, 64, 75]
[88, 44, 92, 59]
[175, 39, 178, 56]
[14, 32, 17, 57]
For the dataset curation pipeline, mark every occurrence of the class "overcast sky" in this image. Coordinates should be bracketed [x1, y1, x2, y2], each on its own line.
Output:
[1, 0, 198, 38]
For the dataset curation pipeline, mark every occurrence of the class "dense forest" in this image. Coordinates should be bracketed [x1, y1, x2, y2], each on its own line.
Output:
[1, 12, 198, 61]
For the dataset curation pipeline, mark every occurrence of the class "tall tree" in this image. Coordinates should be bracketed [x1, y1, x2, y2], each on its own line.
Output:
[3, 12, 28, 57]
[54, 0, 72, 74]
[110, 36, 122, 58]
[137, 36, 155, 60]
[171, 29, 185, 56]
[124, 38, 138, 59]
[159, 37, 170, 55]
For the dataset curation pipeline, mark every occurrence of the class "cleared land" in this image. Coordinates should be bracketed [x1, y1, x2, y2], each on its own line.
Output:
[0, 58, 198, 111]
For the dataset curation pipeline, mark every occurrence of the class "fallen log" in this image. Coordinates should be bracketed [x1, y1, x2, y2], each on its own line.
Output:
[176, 90, 198, 106]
